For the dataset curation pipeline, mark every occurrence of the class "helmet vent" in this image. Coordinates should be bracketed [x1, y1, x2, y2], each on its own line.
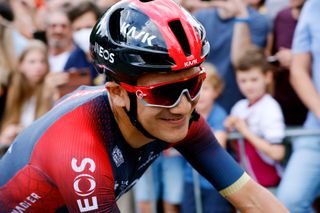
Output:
[109, 9, 122, 41]
[168, 20, 191, 56]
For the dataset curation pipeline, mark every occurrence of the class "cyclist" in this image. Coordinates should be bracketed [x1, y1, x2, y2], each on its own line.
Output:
[0, 0, 288, 212]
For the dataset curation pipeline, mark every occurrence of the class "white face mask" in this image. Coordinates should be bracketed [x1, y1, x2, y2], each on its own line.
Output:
[73, 28, 92, 53]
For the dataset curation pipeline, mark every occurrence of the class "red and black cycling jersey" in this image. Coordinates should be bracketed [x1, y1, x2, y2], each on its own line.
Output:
[0, 86, 248, 212]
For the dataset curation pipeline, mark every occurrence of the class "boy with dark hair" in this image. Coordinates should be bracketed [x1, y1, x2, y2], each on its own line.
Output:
[225, 46, 286, 188]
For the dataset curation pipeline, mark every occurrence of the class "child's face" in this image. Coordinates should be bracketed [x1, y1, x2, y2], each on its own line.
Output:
[236, 67, 271, 103]
[196, 80, 218, 112]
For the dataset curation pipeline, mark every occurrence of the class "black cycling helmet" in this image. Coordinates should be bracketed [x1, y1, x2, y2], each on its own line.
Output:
[90, 0, 210, 84]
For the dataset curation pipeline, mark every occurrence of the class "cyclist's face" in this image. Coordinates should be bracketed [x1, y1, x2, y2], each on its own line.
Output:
[135, 67, 199, 143]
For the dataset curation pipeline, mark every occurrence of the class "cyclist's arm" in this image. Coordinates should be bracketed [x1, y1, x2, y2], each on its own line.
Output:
[227, 179, 288, 212]
[174, 117, 288, 212]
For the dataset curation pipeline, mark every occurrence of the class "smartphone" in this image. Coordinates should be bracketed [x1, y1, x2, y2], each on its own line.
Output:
[266, 55, 279, 65]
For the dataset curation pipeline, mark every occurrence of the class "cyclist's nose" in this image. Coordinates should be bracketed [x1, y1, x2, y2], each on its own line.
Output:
[169, 94, 192, 114]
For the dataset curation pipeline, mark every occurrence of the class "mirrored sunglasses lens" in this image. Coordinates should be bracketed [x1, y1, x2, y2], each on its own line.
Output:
[143, 73, 204, 107]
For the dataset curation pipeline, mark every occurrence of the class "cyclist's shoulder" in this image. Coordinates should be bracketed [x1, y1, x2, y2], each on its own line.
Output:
[54, 85, 107, 108]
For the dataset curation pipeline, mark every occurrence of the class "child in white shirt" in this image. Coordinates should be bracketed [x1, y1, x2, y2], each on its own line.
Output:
[225, 46, 286, 187]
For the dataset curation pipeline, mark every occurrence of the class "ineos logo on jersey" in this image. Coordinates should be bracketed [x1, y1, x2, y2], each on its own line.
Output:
[71, 158, 98, 212]
[93, 42, 115, 63]
[120, 22, 157, 46]
[73, 174, 96, 197]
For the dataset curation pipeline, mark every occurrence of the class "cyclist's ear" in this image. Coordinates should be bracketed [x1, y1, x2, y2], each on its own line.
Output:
[105, 82, 130, 108]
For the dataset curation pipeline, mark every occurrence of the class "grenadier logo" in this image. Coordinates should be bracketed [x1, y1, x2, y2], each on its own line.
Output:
[11, 193, 41, 213]
[71, 158, 98, 212]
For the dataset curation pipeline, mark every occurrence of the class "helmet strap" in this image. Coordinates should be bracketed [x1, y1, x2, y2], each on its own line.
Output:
[190, 109, 200, 125]
[123, 93, 158, 140]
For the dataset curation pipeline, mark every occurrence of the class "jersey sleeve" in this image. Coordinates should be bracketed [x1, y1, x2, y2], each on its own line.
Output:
[174, 117, 250, 197]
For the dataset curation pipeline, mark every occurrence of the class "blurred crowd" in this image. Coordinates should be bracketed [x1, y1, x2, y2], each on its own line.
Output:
[1, 0, 319, 212]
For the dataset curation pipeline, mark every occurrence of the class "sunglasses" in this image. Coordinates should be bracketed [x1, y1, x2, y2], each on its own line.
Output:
[120, 69, 206, 108]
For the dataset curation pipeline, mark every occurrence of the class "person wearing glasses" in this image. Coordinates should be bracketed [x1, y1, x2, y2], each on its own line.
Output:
[0, 0, 288, 212]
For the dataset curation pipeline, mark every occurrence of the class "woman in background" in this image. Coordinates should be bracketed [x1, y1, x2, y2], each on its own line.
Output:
[0, 40, 54, 148]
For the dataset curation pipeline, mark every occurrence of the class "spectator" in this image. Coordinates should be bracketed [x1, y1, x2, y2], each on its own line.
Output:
[0, 1, 16, 125]
[9, 0, 48, 46]
[0, 6, 14, 60]
[182, 62, 232, 213]
[225, 46, 286, 188]
[0, 40, 53, 148]
[46, 9, 90, 73]
[67, 1, 102, 84]
[195, 63, 228, 147]
[192, 0, 269, 112]
[45, 9, 93, 97]
[270, 0, 307, 126]
[247, 0, 266, 13]
[68, 1, 101, 53]
[45, 0, 71, 11]
[264, 0, 288, 23]
[9, 0, 35, 39]
[276, 0, 320, 212]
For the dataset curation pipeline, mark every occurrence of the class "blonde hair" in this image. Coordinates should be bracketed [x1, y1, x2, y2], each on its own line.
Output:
[202, 62, 224, 97]
[2, 40, 52, 129]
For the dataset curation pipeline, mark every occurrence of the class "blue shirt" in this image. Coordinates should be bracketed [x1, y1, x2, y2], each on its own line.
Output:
[64, 45, 98, 84]
[292, 0, 320, 129]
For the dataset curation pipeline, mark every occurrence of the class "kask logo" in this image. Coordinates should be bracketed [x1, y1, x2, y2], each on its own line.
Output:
[184, 59, 198, 68]
[120, 22, 157, 46]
